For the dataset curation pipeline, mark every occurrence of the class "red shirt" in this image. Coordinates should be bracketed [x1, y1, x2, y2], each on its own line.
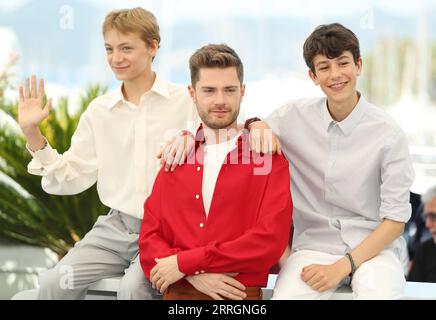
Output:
[139, 128, 293, 287]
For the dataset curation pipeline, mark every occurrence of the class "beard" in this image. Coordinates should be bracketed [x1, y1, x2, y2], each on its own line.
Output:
[198, 107, 239, 130]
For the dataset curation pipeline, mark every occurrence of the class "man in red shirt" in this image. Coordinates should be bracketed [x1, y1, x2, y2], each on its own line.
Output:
[139, 44, 292, 300]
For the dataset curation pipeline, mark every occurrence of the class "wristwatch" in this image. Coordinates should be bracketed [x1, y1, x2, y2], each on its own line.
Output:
[345, 252, 357, 279]
[244, 117, 262, 130]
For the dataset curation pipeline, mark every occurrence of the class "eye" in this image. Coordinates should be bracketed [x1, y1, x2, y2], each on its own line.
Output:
[340, 62, 349, 66]
[105, 47, 113, 53]
[122, 47, 132, 52]
[319, 67, 328, 71]
[202, 88, 214, 93]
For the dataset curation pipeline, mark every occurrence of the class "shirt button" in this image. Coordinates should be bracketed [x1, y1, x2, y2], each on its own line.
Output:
[195, 194, 200, 199]
[199, 223, 204, 228]
[195, 271, 199, 275]
[197, 166, 201, 171]
[200, 270, 205, 273]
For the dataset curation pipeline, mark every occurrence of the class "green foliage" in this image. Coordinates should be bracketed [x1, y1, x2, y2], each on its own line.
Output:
[0, 84, 108, 258]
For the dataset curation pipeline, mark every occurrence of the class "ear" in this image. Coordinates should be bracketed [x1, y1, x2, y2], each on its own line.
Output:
[188, 84, 196, 102]
[356, 57, 363, 76]
[148, 39, 159, 58]
[308, 69, 319, 85]
[240, 83, 246, 101]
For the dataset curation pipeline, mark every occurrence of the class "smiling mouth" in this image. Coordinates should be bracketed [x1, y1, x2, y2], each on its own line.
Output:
[113, 66, 129, 70]
[328, 81, 348, 89]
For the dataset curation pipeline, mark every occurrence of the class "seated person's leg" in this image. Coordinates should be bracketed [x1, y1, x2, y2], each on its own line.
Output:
[38, 211, 131, 299]
[38, 243, 128, 299]
[118, 254, 159, 300]
[351, 249, 405, 300]
[272, 250, 341, 300]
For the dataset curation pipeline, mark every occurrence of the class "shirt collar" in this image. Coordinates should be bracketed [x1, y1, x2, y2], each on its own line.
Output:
[106, 74, 171, 110]
[194, 124, 247, 150]
[322, 92, 366, 136]
[106, 87, 124, 110]
[150, 75, 171, 99]
[322, 97, 335, 132]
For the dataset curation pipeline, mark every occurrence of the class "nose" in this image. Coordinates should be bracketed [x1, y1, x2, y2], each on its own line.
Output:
[112, 50, 123, 63]
[214, 90, 226, 106]
[329, 64, 341, 80]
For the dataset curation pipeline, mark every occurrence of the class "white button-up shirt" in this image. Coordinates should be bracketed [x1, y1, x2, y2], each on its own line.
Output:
[266, 95, 415, 257]
[27, 76, 199, 219]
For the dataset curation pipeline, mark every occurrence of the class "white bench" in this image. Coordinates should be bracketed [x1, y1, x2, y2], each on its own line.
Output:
[11, 274, 436, 300]
[86, 276, 122, 299]
[265, 274, 436, 300]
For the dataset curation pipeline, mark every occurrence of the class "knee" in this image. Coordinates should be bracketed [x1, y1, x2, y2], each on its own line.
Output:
[272, 277, 329, 300]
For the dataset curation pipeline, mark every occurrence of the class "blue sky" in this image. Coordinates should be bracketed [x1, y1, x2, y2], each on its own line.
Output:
[2, 0, 435, 88]
[1, 0, 434, 116]
[2, 0, 435, 18]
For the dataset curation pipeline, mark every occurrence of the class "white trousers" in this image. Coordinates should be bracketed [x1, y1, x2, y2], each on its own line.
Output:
[272, 249, 405, 300]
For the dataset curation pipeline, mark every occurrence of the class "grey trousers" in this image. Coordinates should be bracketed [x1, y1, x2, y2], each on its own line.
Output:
[37, 209, 159, 300]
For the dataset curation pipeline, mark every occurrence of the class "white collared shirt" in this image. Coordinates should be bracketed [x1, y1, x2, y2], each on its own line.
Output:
[27, 76, 199, 219]
[266, 95, 415, 257]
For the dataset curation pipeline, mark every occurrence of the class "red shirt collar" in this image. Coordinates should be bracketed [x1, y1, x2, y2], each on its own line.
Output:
[194, 123, 249, 151]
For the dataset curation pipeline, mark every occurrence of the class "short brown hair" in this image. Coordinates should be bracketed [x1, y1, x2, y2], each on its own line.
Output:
[102, 7, 160, 48]
[303, 23, 360, 73]
[189, 44, 244, 86]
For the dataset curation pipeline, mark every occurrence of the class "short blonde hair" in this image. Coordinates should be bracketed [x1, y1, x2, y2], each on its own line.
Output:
[102, 7, 161, 48]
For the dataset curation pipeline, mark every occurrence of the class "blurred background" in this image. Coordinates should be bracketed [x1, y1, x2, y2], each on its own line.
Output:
[0, 0, 435, 299]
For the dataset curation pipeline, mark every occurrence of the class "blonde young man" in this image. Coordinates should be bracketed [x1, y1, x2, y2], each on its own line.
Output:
[18, 8, 198, 299]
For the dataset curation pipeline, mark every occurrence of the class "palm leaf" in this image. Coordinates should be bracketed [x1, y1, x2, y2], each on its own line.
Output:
[0, 83, 108, 258]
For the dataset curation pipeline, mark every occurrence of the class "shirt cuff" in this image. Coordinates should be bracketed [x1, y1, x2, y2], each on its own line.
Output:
[380, 203, 412, 223]
[177, 247, 207, 275]
[26, 139, 58, 165]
